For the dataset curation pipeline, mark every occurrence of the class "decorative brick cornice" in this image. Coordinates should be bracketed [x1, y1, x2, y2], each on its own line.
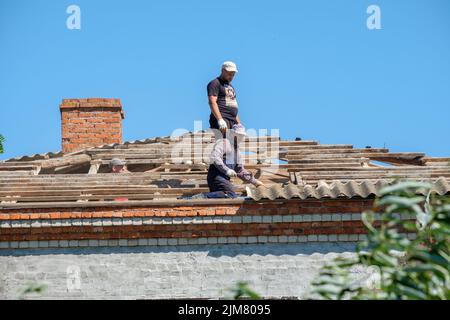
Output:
[59, 98, 124, 119]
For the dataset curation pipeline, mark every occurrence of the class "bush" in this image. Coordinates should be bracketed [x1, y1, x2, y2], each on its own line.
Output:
[311, 181, 450, 300]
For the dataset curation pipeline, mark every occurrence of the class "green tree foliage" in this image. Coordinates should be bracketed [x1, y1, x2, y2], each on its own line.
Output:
[232, 282, 261, 299]
[312, 181, 450, 300]
[18, 283, 47, 299]
[0, 134, 4, 154]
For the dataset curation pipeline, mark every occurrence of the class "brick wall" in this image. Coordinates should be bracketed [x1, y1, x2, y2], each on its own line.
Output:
[0, 198, 397, 248]
[60, 98, 124, 153]
[0, 199, 412, 299]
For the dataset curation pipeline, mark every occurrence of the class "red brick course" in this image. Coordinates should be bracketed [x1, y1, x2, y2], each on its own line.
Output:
[0, 199, 380, 242]
[0, 199, 375, 220]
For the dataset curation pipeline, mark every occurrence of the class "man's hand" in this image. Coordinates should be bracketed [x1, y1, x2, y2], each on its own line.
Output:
[226, 169, 237, 177]
[254, 180, 265, 187]
[208, 95, 227, 133]
[122, 166, 131, 173]
[218, 118, 228, 132]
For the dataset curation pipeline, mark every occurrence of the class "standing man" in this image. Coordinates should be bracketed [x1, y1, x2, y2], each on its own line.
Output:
[207, 61, 241, 134]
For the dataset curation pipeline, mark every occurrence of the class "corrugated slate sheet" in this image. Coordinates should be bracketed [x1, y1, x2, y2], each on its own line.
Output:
[246, 177, 450, 201]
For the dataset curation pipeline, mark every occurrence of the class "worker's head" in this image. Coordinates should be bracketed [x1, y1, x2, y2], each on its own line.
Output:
[220, 61, 238, 82]
[109, 158, 127, 173]
[229, 123, 247, 144]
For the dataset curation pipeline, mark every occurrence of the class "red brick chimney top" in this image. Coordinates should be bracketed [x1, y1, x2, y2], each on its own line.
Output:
[59, 98, 124, 119]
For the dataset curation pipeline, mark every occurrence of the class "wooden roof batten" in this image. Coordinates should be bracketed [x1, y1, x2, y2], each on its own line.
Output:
[1, 132, 449, 206]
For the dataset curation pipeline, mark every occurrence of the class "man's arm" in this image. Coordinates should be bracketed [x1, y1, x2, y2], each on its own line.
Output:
[208, 95, 222, 121]
[235, 165, 259, 185]
[235, 114, 241, 124]
[236, 168, 264, 186]
[207, 80, 228, 132]
[234, 153, 263, 186]
[208, 95, 228, 132]
[210, 139, 231, 175]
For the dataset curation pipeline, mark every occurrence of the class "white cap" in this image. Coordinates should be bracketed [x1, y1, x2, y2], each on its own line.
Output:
[109, 158, 125, 167]
[222, 61, 238, 72]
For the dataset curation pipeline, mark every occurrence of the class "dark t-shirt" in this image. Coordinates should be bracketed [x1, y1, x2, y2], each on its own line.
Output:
[207, 77, 238, 121]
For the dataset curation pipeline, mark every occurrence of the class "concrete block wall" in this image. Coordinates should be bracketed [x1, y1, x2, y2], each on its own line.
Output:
[0, 243, 368, 300]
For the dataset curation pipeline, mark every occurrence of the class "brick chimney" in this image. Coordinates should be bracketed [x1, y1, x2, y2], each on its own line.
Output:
[60, 98, 125, 153]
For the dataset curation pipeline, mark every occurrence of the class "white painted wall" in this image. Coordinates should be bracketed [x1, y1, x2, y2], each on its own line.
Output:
[0, 243, 364, 300]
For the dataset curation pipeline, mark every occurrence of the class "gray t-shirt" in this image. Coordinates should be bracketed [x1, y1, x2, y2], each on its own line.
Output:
[209, 138, 257, 185]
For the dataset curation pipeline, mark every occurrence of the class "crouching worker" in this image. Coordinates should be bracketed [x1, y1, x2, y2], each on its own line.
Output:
[109, 158, 130, 173]
[207, 123, 264, 198]
[109, 158, 130, 201]
[180, 124, 264, 200]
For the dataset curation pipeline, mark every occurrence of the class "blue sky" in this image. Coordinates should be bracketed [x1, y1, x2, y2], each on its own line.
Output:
[1, 0, 449, 160]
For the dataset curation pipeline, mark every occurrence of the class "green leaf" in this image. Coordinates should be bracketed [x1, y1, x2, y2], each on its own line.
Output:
[394, 283, 428, 300]
[232, 282, 261, 300]
[0, 134, 4, 154]
[379, 182, 432, 196]
[404, 264, 449, 283]
[410, 251, 449, 267]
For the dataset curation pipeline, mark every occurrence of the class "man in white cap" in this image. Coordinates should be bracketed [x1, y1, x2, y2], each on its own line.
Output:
[207, 61, 241, 135]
